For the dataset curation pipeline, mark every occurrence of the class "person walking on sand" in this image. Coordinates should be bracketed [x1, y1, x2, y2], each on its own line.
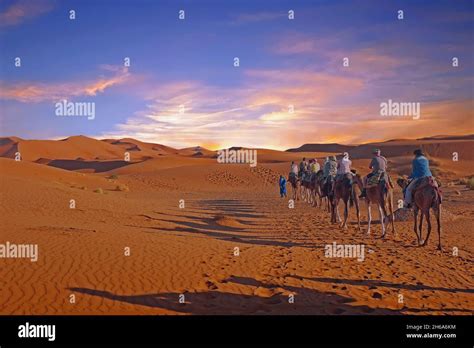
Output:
[279, 175, 287, 198]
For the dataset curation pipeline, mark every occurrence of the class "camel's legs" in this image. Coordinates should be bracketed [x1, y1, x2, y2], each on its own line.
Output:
[330, 198, 336, 223]
[435, 204, 442, 250]
[367, 202, 372, 235]
[389, 191, 395, 234]
[354, 191, 361, 232]
[294, 184, 299, 201]
[413, 207, 420, 244]
[335, 199, 342, 223]
[422, 209, 432, 247]
[418, 211, 424, 246]
[342, 199, 349, 229]
[378, 204, 386, 238]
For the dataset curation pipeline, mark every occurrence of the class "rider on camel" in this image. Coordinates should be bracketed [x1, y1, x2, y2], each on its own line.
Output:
[403, 149, 433, 208]
[323, 155, 337, 186]
[359, 148, 387, 198]
[310, 158, 320, 173]
[336, 152, 353, 186]
[299, 157, 308, 180]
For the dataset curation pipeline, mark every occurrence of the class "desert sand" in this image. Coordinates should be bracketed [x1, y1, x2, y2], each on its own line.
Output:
[0, 135, 473, 315]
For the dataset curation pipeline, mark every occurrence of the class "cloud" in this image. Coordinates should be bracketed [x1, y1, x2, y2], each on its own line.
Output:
[100, 79, 259, 148]
[0, 66, 130, 102]
[0, 0, 55, 27]
[245, 69, 365, 117]
[100, 65, 473, 150]
[99, 68, 367, 149]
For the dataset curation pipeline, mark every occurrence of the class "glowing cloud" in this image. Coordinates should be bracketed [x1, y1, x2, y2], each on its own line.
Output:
[0, 67, 130, 103]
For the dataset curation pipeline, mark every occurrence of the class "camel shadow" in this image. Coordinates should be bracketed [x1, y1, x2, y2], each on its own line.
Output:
[129, 206, 318, 248]
[156, 216, 247, 233]
[151, 210, 265, 229]
[67, 275, 398, 315]
[184, 208, 266, 220]
[147, 225, 315, 249]
[400, 307, 473, 313]
[288, 275, 474, 294]
[197, 199, 257, 213]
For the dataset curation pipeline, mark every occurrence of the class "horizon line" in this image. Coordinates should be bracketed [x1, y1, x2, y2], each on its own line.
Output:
[1, 132, 473, 152]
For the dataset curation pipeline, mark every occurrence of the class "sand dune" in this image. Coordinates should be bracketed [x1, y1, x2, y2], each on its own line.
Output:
[287, 143, 354, 153]
[102, 138, 179, 156]
[290, 135, 474, 161]
[0, 136, 473, 315]
[0, 135, 181, 162]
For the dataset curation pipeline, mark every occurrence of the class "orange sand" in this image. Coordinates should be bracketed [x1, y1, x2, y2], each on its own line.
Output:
[0, 136, 472, 315]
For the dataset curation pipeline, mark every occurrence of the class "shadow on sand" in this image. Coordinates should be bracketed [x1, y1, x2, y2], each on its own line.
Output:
[68, 275, 398, 315]
[287, 275, 474, 294]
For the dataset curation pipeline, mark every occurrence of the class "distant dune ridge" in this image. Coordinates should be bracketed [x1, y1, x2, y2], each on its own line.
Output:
[0, 134, 473, 178]
[286, 143, 354, 153]
[286, 134, 474, 161]
[1, 134, 473, 161]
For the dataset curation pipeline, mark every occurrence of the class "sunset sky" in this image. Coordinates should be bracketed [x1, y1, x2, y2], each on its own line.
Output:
[0, 0, 473, 150]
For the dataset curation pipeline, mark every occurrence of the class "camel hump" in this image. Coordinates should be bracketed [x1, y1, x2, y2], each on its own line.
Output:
[413, 176, 443, 204]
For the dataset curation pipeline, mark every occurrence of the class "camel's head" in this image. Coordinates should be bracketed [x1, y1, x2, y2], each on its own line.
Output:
[397, 177, 409, 189]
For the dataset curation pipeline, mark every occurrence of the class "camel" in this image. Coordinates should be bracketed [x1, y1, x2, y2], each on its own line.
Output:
[310, 171, 322, 207]
[397, 177, 442, 249]
[321, 175, 340, 223]
[300, 174, 312, 204]
[300, 172, 320, 207]
[318, 174, 334, 213]
[288, 174, 300, 201]
[333, 171, 362, 231]
[314, 171, 326, 209]
[353, 174, 395, 237]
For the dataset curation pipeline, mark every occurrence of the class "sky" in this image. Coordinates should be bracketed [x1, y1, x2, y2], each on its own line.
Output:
[0, 0, 473, 150]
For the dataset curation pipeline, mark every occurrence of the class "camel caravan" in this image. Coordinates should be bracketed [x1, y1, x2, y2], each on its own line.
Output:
[284, 149, 443, 249]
